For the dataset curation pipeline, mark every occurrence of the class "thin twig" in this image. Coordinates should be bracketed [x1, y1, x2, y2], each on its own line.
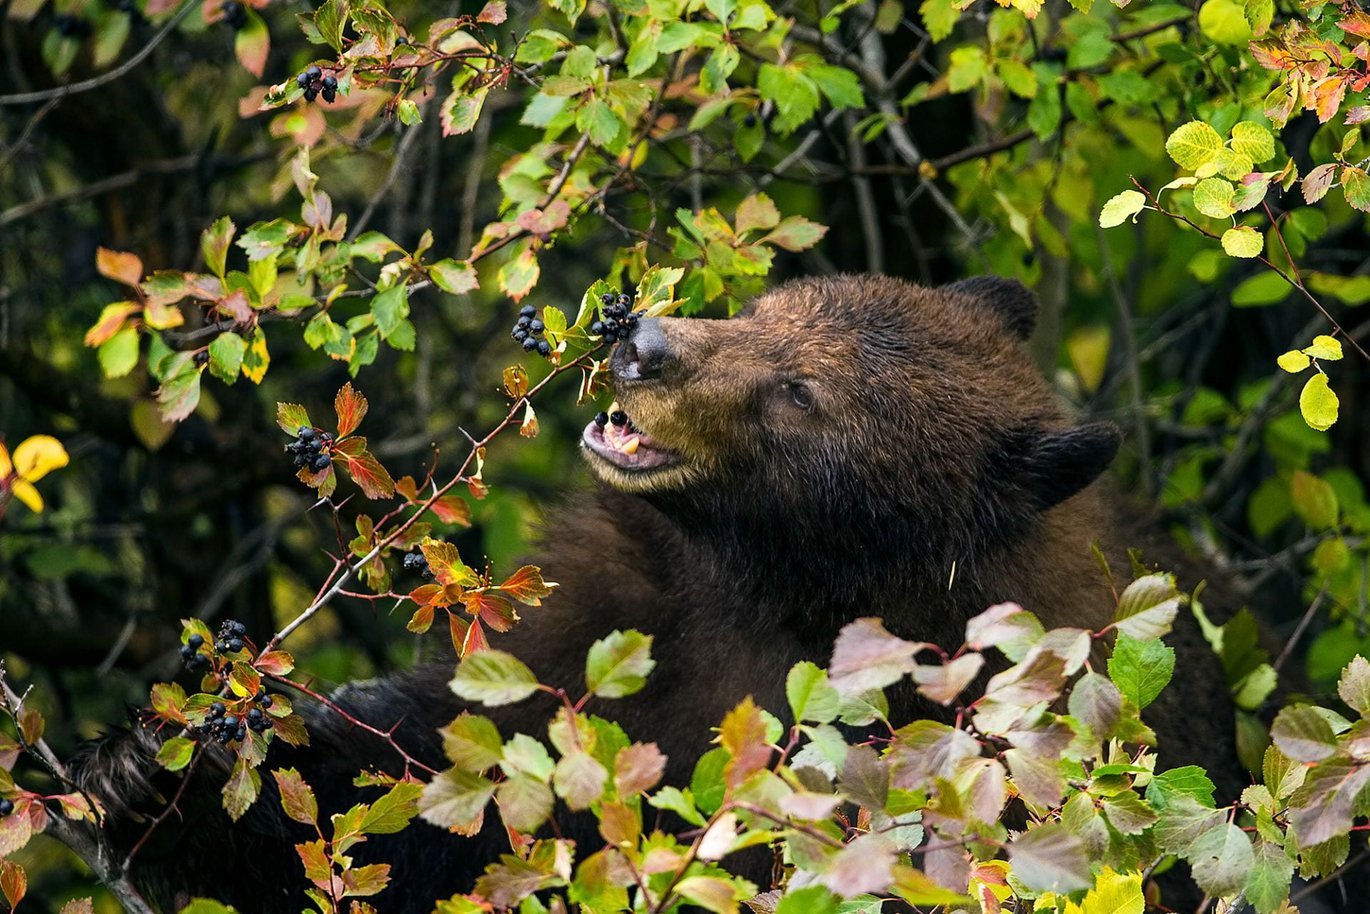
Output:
[1274, 586, 1328, 674]
[0, 0, 198, 106]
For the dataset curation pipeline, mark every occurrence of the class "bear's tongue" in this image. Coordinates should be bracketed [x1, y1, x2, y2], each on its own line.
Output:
[581, 403, 678, 471]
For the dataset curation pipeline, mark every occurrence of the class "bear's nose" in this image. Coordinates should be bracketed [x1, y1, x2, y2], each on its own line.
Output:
[613, 317, 671, 382]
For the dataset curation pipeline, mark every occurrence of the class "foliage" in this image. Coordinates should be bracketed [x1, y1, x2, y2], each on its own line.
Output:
[2, 0, 1370, 910]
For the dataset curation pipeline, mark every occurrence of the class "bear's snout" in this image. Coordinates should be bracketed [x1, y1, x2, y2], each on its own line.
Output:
[612, 317, 671, 382]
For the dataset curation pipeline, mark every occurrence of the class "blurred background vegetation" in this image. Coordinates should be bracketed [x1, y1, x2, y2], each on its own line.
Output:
[1, 0, 1368, 906]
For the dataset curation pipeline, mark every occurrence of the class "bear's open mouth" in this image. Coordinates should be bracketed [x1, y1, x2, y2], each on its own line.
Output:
[581, 404, 681, 473]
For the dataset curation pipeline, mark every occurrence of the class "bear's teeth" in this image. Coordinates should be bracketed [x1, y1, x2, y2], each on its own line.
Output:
[621, 437, 640, 456]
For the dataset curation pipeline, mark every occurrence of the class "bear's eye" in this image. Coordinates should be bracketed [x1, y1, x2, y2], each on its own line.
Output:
[786, 381, 815, 411]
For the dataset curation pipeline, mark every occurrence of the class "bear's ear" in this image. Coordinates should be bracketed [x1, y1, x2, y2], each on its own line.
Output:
[946, 276, 1037, 339]
[1016, 422, 1121, 511]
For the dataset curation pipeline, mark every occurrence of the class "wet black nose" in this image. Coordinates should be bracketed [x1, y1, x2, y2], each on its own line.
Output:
[613, 317, 670, 381]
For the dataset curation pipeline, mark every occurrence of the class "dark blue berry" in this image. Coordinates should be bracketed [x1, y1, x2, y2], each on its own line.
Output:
[298, 426, 315, 440]
[306, 66, 322, 81]
[516, 316, 532, 329]
[537, 340, 551, 356]
[210, 703, 226, 718]
[610, 411, 627, 426]
[227, 638, 244, 652]
[321, 87, 337, 103]
[259, 695, 273, 708]
[522, 336, 539, 351]
[590, 321, 604, 336]
[229, 621, 247, 636]
[247, 708, 263, 722]
[529, 319, 545, 333]
[304, 86, 318, 102]
[321, 75, 338, 91]
[297, 72, 312, 89]
[188, 634, 204, 649]
[519, 305, 537, 317]
[0, 799, 13, 816]
[312, 453, 331, 470]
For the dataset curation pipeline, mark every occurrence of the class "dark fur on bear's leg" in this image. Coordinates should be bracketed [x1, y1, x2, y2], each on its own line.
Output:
[69, 275, 1287, 912]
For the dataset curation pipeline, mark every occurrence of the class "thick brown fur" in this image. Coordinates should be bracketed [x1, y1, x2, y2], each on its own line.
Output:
[73, 275, 1249, 912]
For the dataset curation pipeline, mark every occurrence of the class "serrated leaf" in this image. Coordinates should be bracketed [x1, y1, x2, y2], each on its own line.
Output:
[830, 618, 925, 694]
[1271, 704, 1336, 761]
[419, 768, 494, 831]
[154, 736, 194, 772]
[1108, 634, 1174, 710]
[586, 630, 655, 698]
[441, 713, 504, 771]
[430, 259, 478, 295]
[1008, 822, 1091, 894]
[1342, 166, 1370, 212]
[1189, 823, 1255, 896]
[274, 767, 319, 826]
[450, 650, 540, 705]
[1302, 163, 1337, 203]
[1098, 190, 1146, 228]
[1166, 121, 1224, 171]
[553, 750, 608, 810]
[1338, 655, 1370, 716]
[99, 326, 140, 378]
[1230, 121, 1275, 163]
[1194, 178, 1237, 218]
[787, 661, 842, 723]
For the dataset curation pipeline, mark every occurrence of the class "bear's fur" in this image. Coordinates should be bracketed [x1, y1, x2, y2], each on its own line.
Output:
[73, 274, 1245, 912]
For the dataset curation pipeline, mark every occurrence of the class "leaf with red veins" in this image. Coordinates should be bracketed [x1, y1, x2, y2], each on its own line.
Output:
[334, 439, 396, 500]
[477, 0, 507, 24]
[499, 565, 556, 606]
[334, 382, 369, 437]
[430, 495, 472, 527]
[298, 462, 337, 499]
[460, 616, 489, 656]
[1313, 75, 1349, 123]
[149, 682, 188, 725]
[96, 247, 143, 286]
[420, 540, 479, 588]
[256, 650, 295, 676]
[462, 591, 519, 632]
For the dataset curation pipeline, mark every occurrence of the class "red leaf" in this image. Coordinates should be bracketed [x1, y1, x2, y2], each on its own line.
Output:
[298, 462, 337, 499]
[448, 612, 472, 656]
[255, 650, 295, 676]
[499, 565, 555, 606]
[461, 617, 489, 656]
[274, 767, 319, 826]
[430, 495, 472, 526]
[462, 591, 518, 632]
[96, 247, 143, 286]
[149, 682, 187, 725]
[477, 1, 507, 24]
[420, 541, 477, 588]
[0, 859, 26, 910]
[339, 447, 396, 500]
[396, 475, 419, 502]
[216, 289, 253, 322]
[334, 382, 369, 437]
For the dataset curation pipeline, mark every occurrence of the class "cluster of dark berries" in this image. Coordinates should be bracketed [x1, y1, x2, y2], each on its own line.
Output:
[215, 619, 248, 654]
[403, 552, 434, 578]
[193, 349, 210, 367]
[220, 1, 247, 30]
[589, 292, 639, 344]
[592, 409, 633, 431]
[0, 799, 13, 817]
[179, 633, 210, 672]
[200, 702, 247, 744]
[296, 66, 338, 103]
[510, 305, 552, 356]
[287, 426, 333, 472]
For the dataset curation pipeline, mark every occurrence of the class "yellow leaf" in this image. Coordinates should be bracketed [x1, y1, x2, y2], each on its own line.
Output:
[12, 435, 69, 482]
[11, 479, 43, 513]
[1303, 334, 1343, 361]
[0, 442, 10, 480]
[242, 330, 270, 384]
[1221, 226, 1263, 258]
[1299, 372, 1339, 431]
[1276, 350, 1310, 373]
[1080, 866, 1144, 914]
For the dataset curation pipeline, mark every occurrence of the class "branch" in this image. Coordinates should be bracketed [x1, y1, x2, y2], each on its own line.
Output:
[0, 0, 198, 107]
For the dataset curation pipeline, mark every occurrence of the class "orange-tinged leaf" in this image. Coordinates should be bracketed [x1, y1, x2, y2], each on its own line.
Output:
[59, 898, 95, 914]
[18, 706, 43, 745]
[720, 696, 770, 787]
[0, 859, 26, 910]
[500, 565, 556, 606]
[234, 8, 269, 77]
[421, 540, 478, 587]
[430, 495, 472, 527]
[408, 603, 436, 633]
[96, 247, 143, 286]
[503, 365, 529, 399]
[462, 591, 519, 632]
[449, 612, 471, 656]
[477, 1, 506, 24]
[396, 475, 419, 502]
[274, 767, 319, 826]
[336, 443, 396, 499]
[256, 650, 295, 676]
[84, 301, 141, 346]
[335, 382, 368, 437]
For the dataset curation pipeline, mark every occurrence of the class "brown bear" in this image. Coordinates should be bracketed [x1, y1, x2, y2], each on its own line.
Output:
[73, 274, 1241, 912]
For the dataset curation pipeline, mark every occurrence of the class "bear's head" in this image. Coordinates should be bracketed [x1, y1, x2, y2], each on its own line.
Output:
[580, 274, 1120, 622]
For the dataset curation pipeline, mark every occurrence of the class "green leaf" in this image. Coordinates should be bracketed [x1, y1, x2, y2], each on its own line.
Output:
[918, 0, 959, 41]
[450, 650, 540, 706]
[396, 99, 422, 126]
[1166, 121, 1224, 171]
[946, 46, 988, 94]
[208, 332, 247, 384]
[1244, 837, 1295, 913]
[1199, 0, 1252, 44]
[998, 59, 1038, 98]
[440, 713, 504, 771]
[1108, 634, 1175, 710]
[201, 216, 235, 279]
[553, 750, 608, 810]
[586, 630, 656, 698]
[1341, 166, 1370, 212]
[1337, 655, 1370, 717]
[1230, 122, 1275, 163]
[1299, 373, 1339, 432]
[430, 259, 479, 295]
[1291, 469, 1339, 527]
[1193, 178, 1236, 218]
[1098, 190, 1146, 228]
[497, 773, 554, 831]
[155, 736, 194, 772]
[1112, 572, 1181, 640]
[787, 662, 842, 723]
[99, 326, 140, 378]
[1188, 823, 1255, 897]
[1221, 226, 1264, 258]
[1270, 704, 1336, 761]
[314, 0, 347, 51]
[273, 768, 319, 826]
[419, 768, 494, 830]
